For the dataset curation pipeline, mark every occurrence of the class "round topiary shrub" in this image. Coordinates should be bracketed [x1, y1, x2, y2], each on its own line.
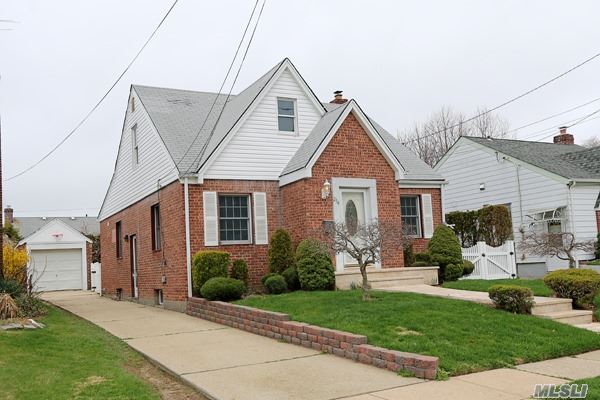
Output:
[427, 225, 462, 282]
[443, 263, 464, 282]
[488, 284, 534, 314]
[281, 267, 300, 291]
[268, 229, 295, 274]
[192, 251, 230, 295]
[200, 277, 245, 301]
[261, 272, 279, 286]
[462, 260, 475, 276]
[230, 259, 249, 286]
[264, 275, 288, 294]
[544, 269, 600, 308]
[296, 239, 335, 291]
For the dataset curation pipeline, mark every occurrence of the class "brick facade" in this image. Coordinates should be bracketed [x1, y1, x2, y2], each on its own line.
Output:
[100, 112, 442, 306]
[596, 210, 600, 235]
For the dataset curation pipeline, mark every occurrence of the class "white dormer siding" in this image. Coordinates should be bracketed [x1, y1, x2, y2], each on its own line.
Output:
[99, 89, 179, 221]
[204, 69, 322, 180]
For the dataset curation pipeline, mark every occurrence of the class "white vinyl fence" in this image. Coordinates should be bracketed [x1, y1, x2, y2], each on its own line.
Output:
[461, 241, 517, 280]
[90, 262, 101, 294]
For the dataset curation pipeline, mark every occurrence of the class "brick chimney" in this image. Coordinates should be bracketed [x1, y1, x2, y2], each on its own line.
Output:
[3, 205, 13, 224]
[553, 126, 575, 145]
[330, 90, 347, 104]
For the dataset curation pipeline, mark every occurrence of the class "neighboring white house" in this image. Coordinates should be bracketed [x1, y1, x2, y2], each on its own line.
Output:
[435, 128, 600, 276]
[17, 219, 93, 291]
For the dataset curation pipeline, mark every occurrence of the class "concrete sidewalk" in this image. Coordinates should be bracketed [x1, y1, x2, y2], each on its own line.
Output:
[44, 291, 600, 400]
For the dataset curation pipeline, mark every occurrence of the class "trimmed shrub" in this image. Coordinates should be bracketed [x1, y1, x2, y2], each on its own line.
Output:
[230, 259, 249, 286]
[282, 267, 300, 291]
[200, 277, 245, 301]
[192, 251, 230, 295]
[488, 285, 534, 314]
[268, 229, 295, 274]
[0, 278, 23, 298]
[296, 239, 335, 291]
[409, 261, 430, 267]
[596, 233, 600, 260]
[414, 252, 432, 263]
[462, 260, 475, 276]
[261, 272, 279, 286]
[478, 205, 512, 247]
[427, 225, 462, 283]
[264, 275, 288, 294]
[446, 210, 479, 247]
[443, 263, 464, 282]
[544, 269, 600, 308]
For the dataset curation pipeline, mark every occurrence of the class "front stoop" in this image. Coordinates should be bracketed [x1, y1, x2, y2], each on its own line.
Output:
[335, 266, 439, 290]
[532, 297, 594, 326]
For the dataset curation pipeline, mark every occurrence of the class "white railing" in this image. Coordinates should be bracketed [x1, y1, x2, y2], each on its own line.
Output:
[91, 262, 101, 294]
[461, 241, 517, 280]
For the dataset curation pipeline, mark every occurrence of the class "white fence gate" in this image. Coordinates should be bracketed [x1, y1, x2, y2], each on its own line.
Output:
[90, 262, 101, 294]
[461, 241, 517, 280]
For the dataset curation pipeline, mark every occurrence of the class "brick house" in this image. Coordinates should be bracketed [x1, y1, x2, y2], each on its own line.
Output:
[99, 59, 445, 310]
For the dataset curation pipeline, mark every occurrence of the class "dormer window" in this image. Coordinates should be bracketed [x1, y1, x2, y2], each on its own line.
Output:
[131, 124, 139, 165]
[277, 98, 296, 132]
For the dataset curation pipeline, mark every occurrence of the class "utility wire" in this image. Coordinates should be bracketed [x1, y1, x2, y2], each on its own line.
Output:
[187, 0, 266, 173]
[533, 114, 600, 142]
[173, 0, 261, 171]
[401, 51, 600, 145]
[5, 0, 179, 182]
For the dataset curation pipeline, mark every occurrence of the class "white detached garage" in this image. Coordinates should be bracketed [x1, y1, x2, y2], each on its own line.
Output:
[19, 219, 91, 291]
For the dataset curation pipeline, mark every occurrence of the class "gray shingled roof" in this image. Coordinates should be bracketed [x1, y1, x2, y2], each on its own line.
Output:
[281, 101, 444, 181]
[15, 216, 100, 238]
[134, 59, 441, 182]
[134, 60, 283, 174]
[465, 137, 600, 180]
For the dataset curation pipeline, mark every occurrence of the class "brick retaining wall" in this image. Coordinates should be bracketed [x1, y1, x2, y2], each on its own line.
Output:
[187, 297, 438, 379]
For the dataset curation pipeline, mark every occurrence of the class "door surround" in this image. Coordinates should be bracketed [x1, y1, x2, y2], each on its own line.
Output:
[130, 234, 139, 298]
[331, 178, 379, 272]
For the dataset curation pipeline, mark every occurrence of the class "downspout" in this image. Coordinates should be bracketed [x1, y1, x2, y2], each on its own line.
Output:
[184, 177, 192, 297]
[567, 181, 579, 268]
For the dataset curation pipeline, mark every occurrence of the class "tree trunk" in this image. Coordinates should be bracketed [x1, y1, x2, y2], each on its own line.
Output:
[360, 263, 370, 301]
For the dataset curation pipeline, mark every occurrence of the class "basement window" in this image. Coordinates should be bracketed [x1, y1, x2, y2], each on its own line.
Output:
[277, 98, 296, 132]
[155, 289, 164, 306]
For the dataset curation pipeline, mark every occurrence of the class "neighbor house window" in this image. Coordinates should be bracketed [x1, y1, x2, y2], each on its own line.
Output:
[131, 124, 139, 165]
[218, 195, 251, 243]
[151, 204, 161, 251]
[401, 196, 421, 237]
[277, 98, 296, 132]
[116, 221, 123, 258]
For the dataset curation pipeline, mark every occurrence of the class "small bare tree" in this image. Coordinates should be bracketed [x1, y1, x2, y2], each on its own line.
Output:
[520, 231, 596, 268]
[325, 219, 405, 300]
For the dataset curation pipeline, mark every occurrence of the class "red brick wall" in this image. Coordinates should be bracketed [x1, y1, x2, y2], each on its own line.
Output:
[100, 181, 188, 303]
[596, 210, 600, 235]
[187, 180, 281, 288]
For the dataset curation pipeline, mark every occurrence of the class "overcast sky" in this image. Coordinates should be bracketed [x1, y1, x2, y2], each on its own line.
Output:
[1, 0, 599, 218]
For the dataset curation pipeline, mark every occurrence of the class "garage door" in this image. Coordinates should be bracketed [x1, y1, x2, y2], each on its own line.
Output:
[30, 249, 83, 291]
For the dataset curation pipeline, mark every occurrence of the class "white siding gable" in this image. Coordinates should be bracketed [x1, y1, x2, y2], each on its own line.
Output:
[570, 184, 600, 256]
[99, 89, 179, 220]
[438, 141, 570, 263]
[203, 68, 322, 180]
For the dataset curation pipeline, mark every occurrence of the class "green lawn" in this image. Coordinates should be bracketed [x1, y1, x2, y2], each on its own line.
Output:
[0, 306, 160, 400]
[442, 278, 551, 297]
[571, 376, 600, 400]
[237, 290, 600, 376]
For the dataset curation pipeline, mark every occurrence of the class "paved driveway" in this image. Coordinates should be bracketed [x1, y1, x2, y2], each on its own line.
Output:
[43, 291, 421, 400]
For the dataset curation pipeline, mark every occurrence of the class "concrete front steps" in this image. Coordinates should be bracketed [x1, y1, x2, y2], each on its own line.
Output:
[531, 297, 594, 325]
[335, 266, 439, 290]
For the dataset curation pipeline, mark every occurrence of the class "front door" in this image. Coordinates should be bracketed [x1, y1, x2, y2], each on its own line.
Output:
[341, 190, 368, 267]
[130, 235, 139, 298]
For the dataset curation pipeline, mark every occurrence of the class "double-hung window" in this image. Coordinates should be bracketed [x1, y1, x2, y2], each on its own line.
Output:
[116, 221, 123, 258]
[277, 98, 296, 132]
[400, 196, 422, 237]
[151, 204, 161, 251]
[131, 124, 139, 165]
[219, 195, 251, 243]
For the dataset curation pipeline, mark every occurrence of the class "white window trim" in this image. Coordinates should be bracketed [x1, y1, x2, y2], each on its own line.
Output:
[277, 97, 298, 134]
[401, 195, 422, 238]
[131, 124, 139, 166]
[218, 194, 253, 245]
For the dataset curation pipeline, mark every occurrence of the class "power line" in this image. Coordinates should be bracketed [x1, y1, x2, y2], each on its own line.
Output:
[188, 0, 266, 173]
[533, 114, 600, 142]
[401, 51, 600, 145]
[5, 0, 179, 182]
[567, 107, 600, 128]
[173, 0, 261, 171]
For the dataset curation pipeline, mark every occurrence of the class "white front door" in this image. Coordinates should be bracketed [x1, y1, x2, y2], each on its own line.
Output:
[341, 189, 369, 267]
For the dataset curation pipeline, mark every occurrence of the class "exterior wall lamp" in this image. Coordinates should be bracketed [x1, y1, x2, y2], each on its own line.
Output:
[321, 179, 331, 200]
